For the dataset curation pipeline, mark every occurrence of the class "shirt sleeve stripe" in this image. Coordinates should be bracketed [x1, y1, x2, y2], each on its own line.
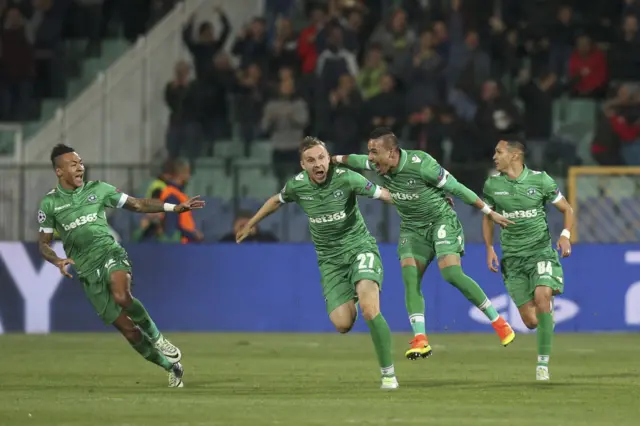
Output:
[39, 227, 54, 233]
[278, 193, 286, 204]
[116, 193, 128, 209]
[372, 186, 382, 199]
[552, 192, 564, 204]
[365, 160, 372, 171]
[436, 172, 448, 188]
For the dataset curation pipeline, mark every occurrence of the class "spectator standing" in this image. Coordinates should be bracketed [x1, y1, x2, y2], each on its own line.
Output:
[568, 34, 608, 98]
[316, 24, 359, 91]
[261, 77, 309, 186]
[234, 63, 267, 156]
[357, 44, 387, 100]
[268, 17, 299, 76]
[164, 60, 202, 171]
[182, 6, 231, 79]
[364, 73, 404, 135]
[1, 7, 35, 120]
[328, 73, 363, 153]
[232, 17, 269, 69]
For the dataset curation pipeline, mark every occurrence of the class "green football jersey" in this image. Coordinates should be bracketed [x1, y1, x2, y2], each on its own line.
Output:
[279, 166, 381, 258]
[482, 167, 563, 258]
[38, 181, 129, 276]
[346, 149, 459, 229]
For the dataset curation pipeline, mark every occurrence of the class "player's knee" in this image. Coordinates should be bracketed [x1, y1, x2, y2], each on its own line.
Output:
[534, 290, 553, 313]
[522, 316, 538, 330]
[112, 289, 133, 308]
[113, 316, 141, 343]
[333, 318, 355, 334]
[359, 301, 380, 321]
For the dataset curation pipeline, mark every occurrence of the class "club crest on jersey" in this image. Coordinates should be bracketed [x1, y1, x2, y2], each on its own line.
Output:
[527, 188, 536, 196]
[407, 178, 415, 187]
[87, 194, 97, 203]
[37, 210, 46, 224]
[333, 190, 344, 199]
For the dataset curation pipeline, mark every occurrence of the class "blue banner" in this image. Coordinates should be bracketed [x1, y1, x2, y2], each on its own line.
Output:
[1, 242, 639, 334]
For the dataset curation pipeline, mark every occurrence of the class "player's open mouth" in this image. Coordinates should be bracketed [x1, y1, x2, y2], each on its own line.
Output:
[313, 170, 325, 179]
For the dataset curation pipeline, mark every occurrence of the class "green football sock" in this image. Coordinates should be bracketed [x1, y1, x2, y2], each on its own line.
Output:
[131, 335, 173, 371]
[401, 266, 426, 335]
[125, 297, 161, 341]
[366, 313, 394, 376]
[537, 312, 554, 366]
[441, 265, 498, 321]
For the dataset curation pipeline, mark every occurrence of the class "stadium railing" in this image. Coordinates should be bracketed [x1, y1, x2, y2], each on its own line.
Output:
[0, 124, 23, 163]
[568, 166, 640, 243]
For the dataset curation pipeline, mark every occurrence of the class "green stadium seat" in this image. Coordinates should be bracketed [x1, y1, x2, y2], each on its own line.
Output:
[552, 98, 569, 132]
[249, 141, 274, 162]
[566, 99, 597, 125]
[237, 167, 278, 200]
[213, 140, 243, 158]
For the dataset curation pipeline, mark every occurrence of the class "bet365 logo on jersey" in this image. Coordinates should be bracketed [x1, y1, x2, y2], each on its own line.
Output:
[309, 211, 346, 224]
[501, 209, 538, 219]
[62, 213, 98, 231]
[391, 192, 419, 201]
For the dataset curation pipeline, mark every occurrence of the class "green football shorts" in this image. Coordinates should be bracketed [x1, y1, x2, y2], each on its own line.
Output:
[318, 245, 384, 314]
[397, 214, 465, 266]
[501, 253, 564, 307]
[79, 246, 133, 324]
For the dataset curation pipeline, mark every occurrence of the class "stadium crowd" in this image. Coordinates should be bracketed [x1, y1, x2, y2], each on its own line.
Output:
[2, 0, 640, 243]
[164, 0, 640, 180]
[0, 0, 177, 121]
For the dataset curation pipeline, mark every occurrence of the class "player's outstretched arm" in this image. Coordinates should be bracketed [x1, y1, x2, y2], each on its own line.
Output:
[421, 162, 515, 227]
[552, 197, 574, 258]
[38, 231, 74, 278]
[236, 194, 282, 243]
[332, 154, 371, 171]
[482, 215, 499, 272]
[123, 195, 205, 214]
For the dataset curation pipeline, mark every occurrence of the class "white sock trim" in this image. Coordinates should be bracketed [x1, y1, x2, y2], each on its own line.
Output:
[381, 365, 395, 376]
[409, 314, 425, 323]
[478, 298, 491, 311]
[537, 355, 550, 364]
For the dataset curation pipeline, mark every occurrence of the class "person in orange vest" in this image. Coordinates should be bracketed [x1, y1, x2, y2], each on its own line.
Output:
[159, 159, 204, 243]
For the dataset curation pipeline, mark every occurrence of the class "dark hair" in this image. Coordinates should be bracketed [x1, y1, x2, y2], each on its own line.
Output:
[50, 144, 75, 168]
[505, 139, 527, 155]
[164, 158, 189, 175]
[369, 127, 399, 150]
[235, 210, 254, 221]
[299, 136, 328, 157]
[198, 22, 212, 35]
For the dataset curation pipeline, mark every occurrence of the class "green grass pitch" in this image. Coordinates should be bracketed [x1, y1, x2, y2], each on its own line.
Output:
[1, 333, 638, 425]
